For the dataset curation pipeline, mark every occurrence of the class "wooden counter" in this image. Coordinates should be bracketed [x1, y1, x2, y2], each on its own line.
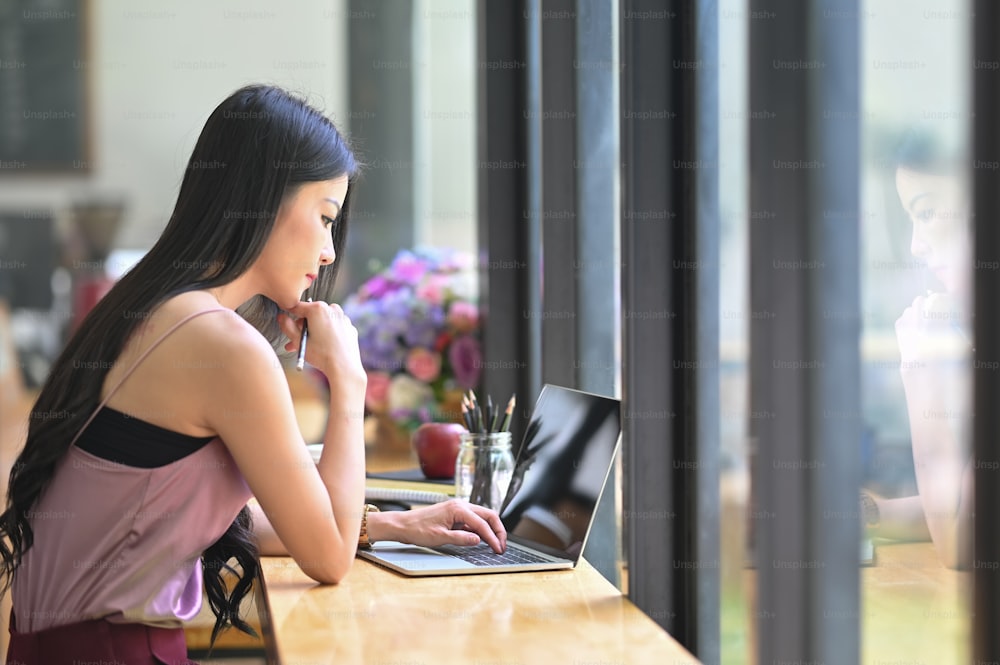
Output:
[257, 554, 699, 665]
[861, 541, 970, 664]
[739, 540, 972, 664]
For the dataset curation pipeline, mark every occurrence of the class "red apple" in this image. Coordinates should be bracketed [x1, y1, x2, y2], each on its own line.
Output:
[412, 422, 466, 479]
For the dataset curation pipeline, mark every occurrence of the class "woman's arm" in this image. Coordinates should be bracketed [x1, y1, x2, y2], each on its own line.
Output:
[895, 293, 973, 568]
[229, 302, 505, 570]
[899, 358, 972, 568]
[197, 302, 367, 584]
[250, 498, 507, 556]
[866, 494, 931, 542]
[248, 499, 286, 556]
[366, 500, 506, 551]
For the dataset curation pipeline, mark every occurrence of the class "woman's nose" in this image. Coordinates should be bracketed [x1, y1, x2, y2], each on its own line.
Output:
[910, 224, 931, 261]
[319, 243, 336, 266]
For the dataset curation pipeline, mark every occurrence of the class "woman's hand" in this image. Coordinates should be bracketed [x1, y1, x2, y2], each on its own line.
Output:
[895, 292, 968, 370]
[368, 500, 507, 554]
[277, 300, 366, 389]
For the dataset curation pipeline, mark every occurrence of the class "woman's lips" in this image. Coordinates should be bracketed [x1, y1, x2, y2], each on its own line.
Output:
[306, 273, 317, 283]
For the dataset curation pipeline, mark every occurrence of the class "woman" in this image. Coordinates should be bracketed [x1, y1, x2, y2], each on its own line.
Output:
[862, 132, 972, 569]
[0, 84, 506, 664]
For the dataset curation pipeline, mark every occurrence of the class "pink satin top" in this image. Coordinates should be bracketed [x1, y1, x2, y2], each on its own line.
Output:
[11, 308, 252, 632]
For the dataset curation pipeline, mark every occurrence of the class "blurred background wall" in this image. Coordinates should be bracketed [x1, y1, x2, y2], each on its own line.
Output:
[0, 0, 477, 387]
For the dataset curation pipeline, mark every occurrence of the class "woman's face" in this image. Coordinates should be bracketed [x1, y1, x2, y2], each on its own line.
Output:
[255, 176, 349, 309]
[895, 167, 970, 299]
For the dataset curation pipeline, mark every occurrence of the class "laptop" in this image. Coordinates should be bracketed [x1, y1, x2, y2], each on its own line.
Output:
[357, 384, 621, 576]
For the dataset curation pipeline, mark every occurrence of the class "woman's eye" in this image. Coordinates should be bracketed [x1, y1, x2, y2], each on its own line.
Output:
[322, 215, 336, 227]
[913, 208, 935, 223]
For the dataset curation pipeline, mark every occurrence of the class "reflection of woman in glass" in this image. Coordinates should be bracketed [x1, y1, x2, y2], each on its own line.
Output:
[862, 133, 972, 569]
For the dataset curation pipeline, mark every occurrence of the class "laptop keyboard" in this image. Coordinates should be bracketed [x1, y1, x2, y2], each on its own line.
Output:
[437, 542, 554, 566]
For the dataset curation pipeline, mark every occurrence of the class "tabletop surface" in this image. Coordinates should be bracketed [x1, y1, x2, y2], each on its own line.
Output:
[861, 541, 970, 664]
[2, 362, 969, 664]
[256, 553, 699, 665]
[738, 540, 971, 664]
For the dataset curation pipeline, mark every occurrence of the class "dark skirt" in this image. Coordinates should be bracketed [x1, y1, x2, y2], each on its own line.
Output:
[6, 616, 197, 665]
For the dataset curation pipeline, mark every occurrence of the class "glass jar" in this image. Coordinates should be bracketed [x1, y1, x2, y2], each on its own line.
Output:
[454, 432, 515, 512]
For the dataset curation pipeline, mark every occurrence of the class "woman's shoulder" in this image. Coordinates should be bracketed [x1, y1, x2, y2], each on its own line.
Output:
[101, 292, 283, 430]
[139, 292, 272, 362]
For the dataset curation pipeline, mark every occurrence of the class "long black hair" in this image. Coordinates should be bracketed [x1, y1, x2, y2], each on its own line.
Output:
[893, 128, 961, 176]
[0, 84, 358, 642]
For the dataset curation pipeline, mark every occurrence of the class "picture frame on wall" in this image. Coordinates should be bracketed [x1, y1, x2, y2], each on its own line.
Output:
[0, 0, 89, 174]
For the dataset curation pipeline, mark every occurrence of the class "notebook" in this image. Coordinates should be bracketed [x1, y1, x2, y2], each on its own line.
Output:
[364, 485, 451, 506]
[308, 445, 454, 505]
[357, 384, 621, 576]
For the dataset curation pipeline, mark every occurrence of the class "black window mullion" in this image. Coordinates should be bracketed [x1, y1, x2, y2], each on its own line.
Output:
[620, 0, 714, 655]
[476, 0, 534, 448]
[972, 0, 1000, 659]
[748, 1, 861, 662]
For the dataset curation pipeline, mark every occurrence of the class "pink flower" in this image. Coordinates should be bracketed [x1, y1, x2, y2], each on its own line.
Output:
[365, 371, 392, 412]
[448, 335, 482, 389]
[390, 251, 429, 285]
[447, 301, 479, 333]
[346, 248, 484, 431]
[416, 274, 448, 306]
[406, 347, 442, 383]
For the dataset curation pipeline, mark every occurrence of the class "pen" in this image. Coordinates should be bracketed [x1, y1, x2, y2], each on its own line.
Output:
[295, 298, 312, 371]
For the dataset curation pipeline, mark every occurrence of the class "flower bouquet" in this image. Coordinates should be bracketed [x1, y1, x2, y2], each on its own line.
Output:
[342, 248, 482, 445]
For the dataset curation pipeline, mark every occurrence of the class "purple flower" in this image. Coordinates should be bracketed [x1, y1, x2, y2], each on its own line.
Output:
[389, 250, 429, 285]
[345, 247, 482, 423]
[403, 301, 445, 348]
[361, 274, 397, 299]
[448, 334, 482, 390]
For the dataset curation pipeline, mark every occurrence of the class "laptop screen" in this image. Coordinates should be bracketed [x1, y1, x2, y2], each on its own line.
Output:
[498, 385, 621, 562]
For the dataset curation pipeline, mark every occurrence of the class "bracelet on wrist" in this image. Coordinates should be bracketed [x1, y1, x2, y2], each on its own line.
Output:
[358, 503, 380, 550]
[860, 492, 880, 531]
